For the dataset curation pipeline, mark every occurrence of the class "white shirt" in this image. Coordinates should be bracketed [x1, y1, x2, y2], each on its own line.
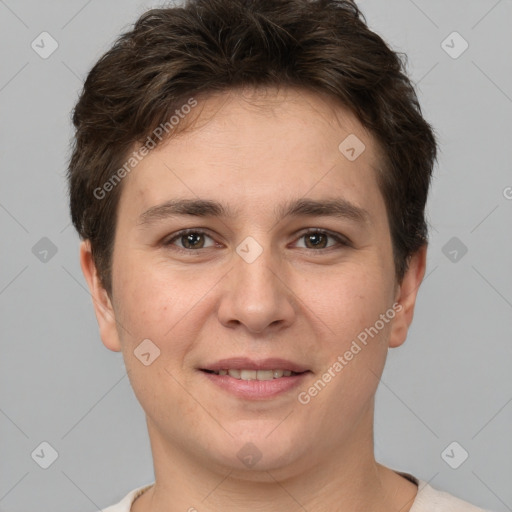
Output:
[102, 473, 491, 511]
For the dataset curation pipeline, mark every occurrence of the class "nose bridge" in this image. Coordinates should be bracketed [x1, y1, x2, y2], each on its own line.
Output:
[233, 234, 282, 303]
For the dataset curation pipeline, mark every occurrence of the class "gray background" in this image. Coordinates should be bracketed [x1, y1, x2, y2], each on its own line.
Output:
[1, 0, 511, 510]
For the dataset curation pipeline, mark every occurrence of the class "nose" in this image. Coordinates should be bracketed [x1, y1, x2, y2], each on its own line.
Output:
[217, 240, 297, 335]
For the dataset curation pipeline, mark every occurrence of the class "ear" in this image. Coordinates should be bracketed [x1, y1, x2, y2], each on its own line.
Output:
[79, 240, 122, 352]
[388, 244, 427, 349]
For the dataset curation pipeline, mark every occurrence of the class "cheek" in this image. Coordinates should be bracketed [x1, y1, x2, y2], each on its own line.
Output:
[303, 263, 394, 341]
[111, 260, 202, 414]
[298, 263, 393, 401]
[111, 254, 217, 358]
[299, 269, 393, 417]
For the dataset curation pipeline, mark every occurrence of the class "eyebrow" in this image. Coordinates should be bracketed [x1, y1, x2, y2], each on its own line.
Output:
[138, 197, 370, 226]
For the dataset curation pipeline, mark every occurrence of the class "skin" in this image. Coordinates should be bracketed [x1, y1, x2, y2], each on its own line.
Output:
[81, 87, 426, 511]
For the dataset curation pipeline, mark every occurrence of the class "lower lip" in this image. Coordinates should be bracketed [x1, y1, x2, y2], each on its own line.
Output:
[200, 370, 311, 400]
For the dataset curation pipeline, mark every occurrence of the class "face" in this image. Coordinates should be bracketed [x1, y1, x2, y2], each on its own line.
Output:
[81, 87, 425, 478]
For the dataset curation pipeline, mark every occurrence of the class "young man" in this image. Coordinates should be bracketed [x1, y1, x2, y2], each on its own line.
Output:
[67, 0, 490, 510]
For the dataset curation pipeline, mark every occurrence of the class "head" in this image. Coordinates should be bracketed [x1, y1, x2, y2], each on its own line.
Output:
[69, 0, 437, 476]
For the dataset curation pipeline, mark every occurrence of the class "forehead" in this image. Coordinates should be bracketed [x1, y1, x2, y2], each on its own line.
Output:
[174, 86, 377, 160]
[119, 87, 385, 222]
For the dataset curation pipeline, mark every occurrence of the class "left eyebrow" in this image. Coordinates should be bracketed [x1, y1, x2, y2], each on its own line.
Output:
[138, 197, 370, 226]
[275, 197, 370, 225]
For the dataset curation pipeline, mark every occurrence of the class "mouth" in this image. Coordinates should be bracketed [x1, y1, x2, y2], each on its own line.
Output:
[198, 358, 312, 400]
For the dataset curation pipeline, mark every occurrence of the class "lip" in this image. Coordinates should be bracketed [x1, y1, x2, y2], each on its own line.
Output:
[200, 369, 311, 400]
[199, 357, 310, 373]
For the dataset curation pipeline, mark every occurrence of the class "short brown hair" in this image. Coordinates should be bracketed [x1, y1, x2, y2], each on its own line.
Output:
[67, 0, 437, 294]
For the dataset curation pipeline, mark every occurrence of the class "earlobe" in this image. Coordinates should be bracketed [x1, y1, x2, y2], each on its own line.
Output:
[79, 240, 122, 352]
[388, 244, 427, 349]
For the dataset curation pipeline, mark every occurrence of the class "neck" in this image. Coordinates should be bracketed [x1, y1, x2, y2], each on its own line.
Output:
[132, 403, 417, 512]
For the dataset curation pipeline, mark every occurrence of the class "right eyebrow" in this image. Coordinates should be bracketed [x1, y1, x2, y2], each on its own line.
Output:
[138, 198, 233, 226]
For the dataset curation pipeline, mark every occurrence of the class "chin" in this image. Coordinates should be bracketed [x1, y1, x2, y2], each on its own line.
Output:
[208, 427, 308, 474]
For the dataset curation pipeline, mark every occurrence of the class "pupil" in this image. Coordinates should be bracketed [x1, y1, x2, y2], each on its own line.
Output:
[307, 233, 326, 248]
[185, 233, 203, 248]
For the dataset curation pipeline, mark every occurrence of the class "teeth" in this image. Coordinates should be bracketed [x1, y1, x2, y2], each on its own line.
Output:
[240, 369, 257, 380]
[210, 369, 300, 380]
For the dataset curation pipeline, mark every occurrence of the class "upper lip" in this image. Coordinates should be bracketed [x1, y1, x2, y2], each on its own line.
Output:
[200, 357, 310, 373]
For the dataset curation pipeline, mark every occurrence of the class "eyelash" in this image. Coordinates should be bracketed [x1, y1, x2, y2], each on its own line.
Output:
[163, 228, 351, 253]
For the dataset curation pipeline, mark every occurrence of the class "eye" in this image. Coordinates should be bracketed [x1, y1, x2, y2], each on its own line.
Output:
[294, 229, 350, 250]
[162, 228, 350, 253]
[164, 229, 216, 250]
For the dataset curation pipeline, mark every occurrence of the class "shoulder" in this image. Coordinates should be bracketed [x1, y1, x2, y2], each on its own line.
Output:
[405, 475, 491, 512]
[101, 484, 154, 512]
